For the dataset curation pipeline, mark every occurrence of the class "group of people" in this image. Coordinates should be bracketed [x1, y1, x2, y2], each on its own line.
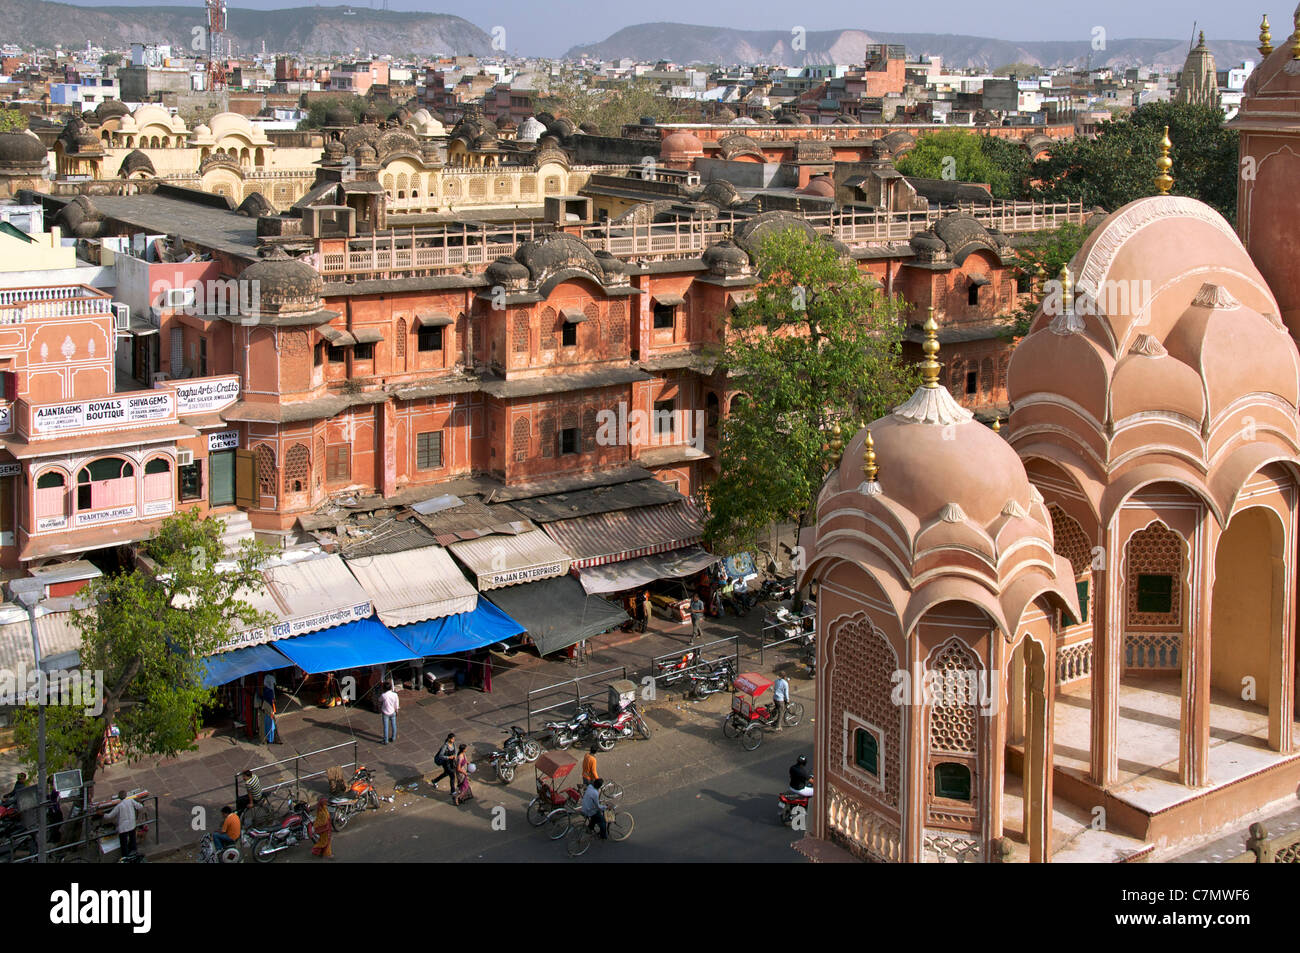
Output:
[622, 590, 653, 633]
[431, 733, 475, 806]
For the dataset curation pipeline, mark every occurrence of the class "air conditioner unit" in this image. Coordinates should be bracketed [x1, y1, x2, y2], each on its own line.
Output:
[176, 448, 194, 466]
[112, 303, 130, 334]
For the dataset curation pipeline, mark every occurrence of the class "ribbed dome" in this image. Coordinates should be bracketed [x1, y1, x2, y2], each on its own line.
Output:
[797, 174, 835, 198]
[516, 116, 546, 142]
[240, 248, 324, 319]
[660, 130, 703, 157]
[702, 239, 750, 277]
[0, 131, 47, 166]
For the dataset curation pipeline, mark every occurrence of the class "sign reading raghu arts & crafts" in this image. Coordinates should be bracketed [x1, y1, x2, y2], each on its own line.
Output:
[166, 376, 240, 415]
[215, 601, 373, 652]
[30, 392, 176, 436]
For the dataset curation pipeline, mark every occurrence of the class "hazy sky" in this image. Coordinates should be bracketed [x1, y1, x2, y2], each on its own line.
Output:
[65, 0, 1261, 57]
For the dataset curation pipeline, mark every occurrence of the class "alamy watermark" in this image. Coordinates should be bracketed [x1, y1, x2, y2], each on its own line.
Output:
[890, 667, 1000, 716]
[0, 665, 104, 715]
[150, 276, 262, 325]
[595, 402, 706, 452]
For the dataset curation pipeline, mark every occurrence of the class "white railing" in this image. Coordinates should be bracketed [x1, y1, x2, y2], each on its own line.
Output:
[315, 201, 1086, 277]
[0, 288, 113, 324]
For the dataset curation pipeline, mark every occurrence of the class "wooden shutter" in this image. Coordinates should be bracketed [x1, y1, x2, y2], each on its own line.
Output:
[235, 449, 257, 508]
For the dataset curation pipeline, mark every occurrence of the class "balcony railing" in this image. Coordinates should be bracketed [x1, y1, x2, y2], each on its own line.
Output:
[315, 200, 1087, 278]
[0, 285, 113, 324]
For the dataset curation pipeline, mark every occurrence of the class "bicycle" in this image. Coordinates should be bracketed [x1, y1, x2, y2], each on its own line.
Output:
[565, 803, 634, 857]
[240, 784, 295, 829]
[542, 780, 623, 840]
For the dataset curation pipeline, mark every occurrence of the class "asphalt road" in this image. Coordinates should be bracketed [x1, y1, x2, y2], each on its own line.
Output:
[275, 711, 813, 864]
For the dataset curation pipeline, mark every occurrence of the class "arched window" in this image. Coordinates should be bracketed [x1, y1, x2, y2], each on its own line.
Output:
[285, 444, 310, 493]
[34, 470, 67, 520]
[933, 762, 972, 801]
[76, 456, 135, 511]
[512, 417, 530, 462]
[143, 456, 172, 502]
[706, 392, 720, 432]
[256, 444, 277, 496]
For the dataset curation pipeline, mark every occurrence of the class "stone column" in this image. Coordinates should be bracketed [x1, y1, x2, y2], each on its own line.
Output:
[901, 636, 924, 863]
[1180, 511, 1216, 787]
[1091, 523, 1119, 787]
[1024, 636, 1052, 862]
[1270, 489, 1297, 752]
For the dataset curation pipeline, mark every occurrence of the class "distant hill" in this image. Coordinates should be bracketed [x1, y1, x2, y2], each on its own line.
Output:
[0, 0, 491, 57]
[563, 23, 1260, 70]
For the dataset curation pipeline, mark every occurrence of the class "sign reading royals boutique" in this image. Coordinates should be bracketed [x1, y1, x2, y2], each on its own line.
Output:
[30, 392, 175, 436]
[216, 601, 373, 652]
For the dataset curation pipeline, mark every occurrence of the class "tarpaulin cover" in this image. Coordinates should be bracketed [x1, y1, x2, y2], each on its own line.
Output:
[576, 545, 718, 595]
[271, 617, 420, 675]
[721, 551, 757, 580]
[483, 575, 628, 656]
[390, 598, 526, 657]
[199, 642, 292, 688]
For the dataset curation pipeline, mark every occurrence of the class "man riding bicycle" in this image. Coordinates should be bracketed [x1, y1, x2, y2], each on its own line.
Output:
[580, 777, 609, 839]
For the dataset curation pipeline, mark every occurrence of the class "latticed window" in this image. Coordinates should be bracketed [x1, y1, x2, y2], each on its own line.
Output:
[609, 300, 627, 348]
[928, 640, 979, 755]
[540, 413, 556, 458]
[583, 409, 598, 452]
[396, 318, 407, 362]
[512, 418, 530, 461]
[513, 311, 529, 354]
[285, 443, 310, 493]
[315, 436, 326, 488]
[980, 358, 994, 398]
[520, 175, 536, 196]
[416, 431, 443, 470]
[327, 445, 350, 482]
[541, 308, 558, 350]
[1126, 522, 1182, 627]
[256, 444, 277, 496]
[469, 178, 486, 198]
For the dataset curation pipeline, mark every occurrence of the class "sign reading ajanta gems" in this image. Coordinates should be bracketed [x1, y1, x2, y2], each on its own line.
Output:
[30, 392, 176, 435]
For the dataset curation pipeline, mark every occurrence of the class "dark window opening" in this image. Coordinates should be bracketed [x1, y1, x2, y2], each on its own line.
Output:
[417, 431, 444, 470]
[1076, 579, 1089, 624]
[968, 283, 979, 306]
[653, 304, 675, 329]
[854, 728, 879, 776]
[934, 762, 972, 801]
[1136, 574, 1174, 614]
[144, 457, 171, 475]
[179, 461, 202, 500]
[965, 370, 978, 395]
[314, 342, 325, 366]
[328, 344, 347, 364]
[561, 322, 577, 347]
[654, 399, 675, 436]
[559, 427, 580, 455]
[418, 325, 443, 352]
[353, 342, 375, 361]
[36, 471, 65, 490]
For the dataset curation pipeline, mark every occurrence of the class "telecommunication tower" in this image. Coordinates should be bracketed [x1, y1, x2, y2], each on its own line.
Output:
[206, 0, 228, 90]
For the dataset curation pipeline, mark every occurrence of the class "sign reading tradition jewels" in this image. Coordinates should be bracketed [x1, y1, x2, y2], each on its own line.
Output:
[168, 376, 240, 415]
[74, 504, 136, 527]
[218, 601, 373, 652]
[31, 392, 175, 436]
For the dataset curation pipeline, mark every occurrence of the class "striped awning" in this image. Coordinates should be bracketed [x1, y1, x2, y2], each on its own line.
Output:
[343, 545, 478, 626]
[448, 529, 573, 591]
[541, 500, 705, 570]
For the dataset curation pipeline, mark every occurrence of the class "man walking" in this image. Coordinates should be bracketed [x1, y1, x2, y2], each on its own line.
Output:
[262, 681, 281, 745]
[430, 733, 457, 791]
[772, 675, 790, 731]
[638, 590, 651, 633]
[580, 777, 608, 840]
[582, 744, 600, 787]
[689, 594, 704, 643]
[380, 682, 399, 745]
[104, 791, 144, 859]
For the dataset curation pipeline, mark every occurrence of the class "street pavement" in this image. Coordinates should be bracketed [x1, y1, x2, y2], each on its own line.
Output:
[267, 688, 815, 864]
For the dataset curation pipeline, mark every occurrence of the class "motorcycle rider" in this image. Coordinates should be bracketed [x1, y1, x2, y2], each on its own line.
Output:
[212, 805, 241, 852]
[788, 755, 814, 798]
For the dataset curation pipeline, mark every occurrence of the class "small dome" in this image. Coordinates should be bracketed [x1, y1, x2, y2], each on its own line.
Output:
[325, 104, 354, 127]
[240, 248, 324, 318]
[593, 250, 627, 277]
[193, 123, 212, 137]
[235, 192, 273, 218]
[797, 174, 835, 198]
[94, 100, 130, 122]
[353, 141, 377, 164]
[660, 130, 703, 158]
[117, 148, 155, 177]
[485, 256, 529, 285]
[909, 230, 948, 262]
[516, 116, 547, 142]
[702, 239, 750, 277]
[547, 117, 577, 140]
[578, 121, 600, 135]
[323, 139, 345, 159]
[0, 130, 47, 166]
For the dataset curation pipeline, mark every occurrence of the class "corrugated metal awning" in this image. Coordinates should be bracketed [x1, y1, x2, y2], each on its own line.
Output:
[216, 553, 374, 652]
[448, 529, 573, 591]
[415, 311, 454, 327]
[0, 611, 82, 676]
[541, 500, 705, 569]
[343, 545, 478, 626]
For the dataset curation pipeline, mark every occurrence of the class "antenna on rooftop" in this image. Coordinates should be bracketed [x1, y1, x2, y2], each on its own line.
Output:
[1190, 21, 1198, 52]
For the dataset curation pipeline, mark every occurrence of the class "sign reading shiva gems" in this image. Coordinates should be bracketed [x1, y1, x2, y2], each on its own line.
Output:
[169, 376, 240, 415]
[31, 392, 175, 435]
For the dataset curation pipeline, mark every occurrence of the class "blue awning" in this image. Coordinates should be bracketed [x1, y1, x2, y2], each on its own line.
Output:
[271, 617, 421, 675]
[390, 598, 526, 657]
[199, 642, 292, 689]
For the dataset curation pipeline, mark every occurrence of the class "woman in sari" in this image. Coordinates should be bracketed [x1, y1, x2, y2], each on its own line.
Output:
[452, 743, 474, 806]
[311, 796, 333, 858]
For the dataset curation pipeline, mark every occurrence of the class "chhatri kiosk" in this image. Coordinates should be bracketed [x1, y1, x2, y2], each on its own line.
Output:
[799, 27, 1300, 858]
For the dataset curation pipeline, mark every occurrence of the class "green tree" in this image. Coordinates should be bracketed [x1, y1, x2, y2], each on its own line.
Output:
[702, 229, 916, 557]
[540, 73, 688, 136]
[298, 95, 367, 130]
[993, 62, 1038, 77]
[1030, 101, 1238, 218]
[12, 511, 272, 785]
[895, 129, 1030, 200]
[98, 52, 123, 67]
[1003, 221, 1097, 337]
[0, 109, 25, 133]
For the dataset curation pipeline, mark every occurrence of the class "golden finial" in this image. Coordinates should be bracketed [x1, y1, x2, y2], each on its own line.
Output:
[921, 307, 941, 388]
[1260, 15, 1274, 57]
[863, 429, 879, 482]
[992, 416, 1001, 434]
[1292, 9, 1300, 58]
[1198, 30, 1206, 48]
[1154, 125, 1173, 195]
[1058, 263, 1073, 312]
[829, 420, 844, 460]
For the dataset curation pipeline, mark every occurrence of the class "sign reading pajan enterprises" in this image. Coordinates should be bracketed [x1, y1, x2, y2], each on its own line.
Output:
[169, 376, 240, 415]
[217, 601, 373, 652]
[31, 392, 175, 436]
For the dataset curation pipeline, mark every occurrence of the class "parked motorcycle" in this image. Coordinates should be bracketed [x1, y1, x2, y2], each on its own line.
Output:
[489, 726, 543, 783]
[328, 767, 380, 830]
[760, 575, 797, 603]
[196, 833, 243, 864]
[592, 702, 652, 750]
[545, 704, 598, 749]
[689, 659, 736, 698]
[653, 649, 700, 687]
[246, 800, 317, 862]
